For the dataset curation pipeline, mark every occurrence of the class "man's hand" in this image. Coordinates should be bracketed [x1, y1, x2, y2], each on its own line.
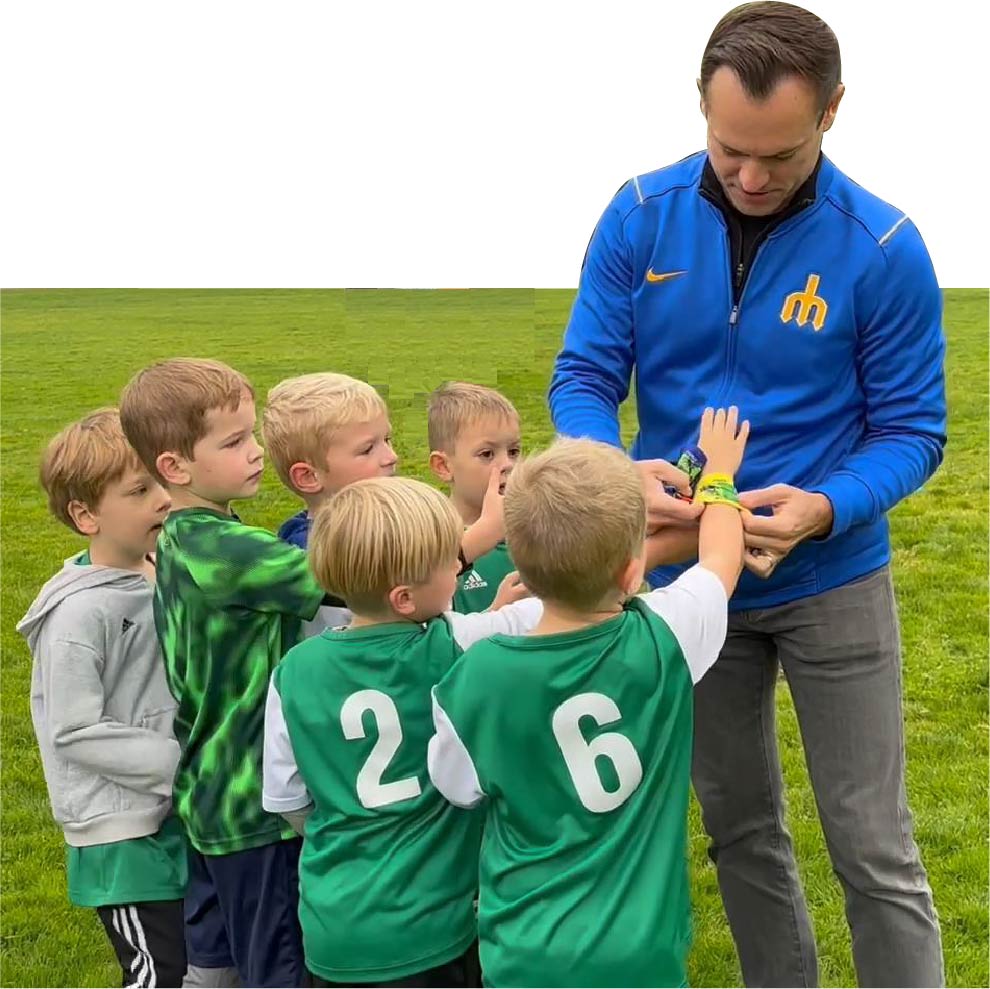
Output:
[636, 459, 704, 532]
[738, 485, 834, 556]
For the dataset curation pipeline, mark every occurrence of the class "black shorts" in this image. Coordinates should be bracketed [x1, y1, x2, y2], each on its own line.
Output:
[96, 899, 186, 988]
[184, 837, 306, 988]
[310, 941, 481, 988]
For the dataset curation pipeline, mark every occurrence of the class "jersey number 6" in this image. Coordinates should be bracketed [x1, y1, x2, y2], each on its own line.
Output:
[341, 690, 422, 809]
[552, 692, 643, 813]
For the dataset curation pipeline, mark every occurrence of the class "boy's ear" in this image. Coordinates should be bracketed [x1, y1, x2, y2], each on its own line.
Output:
[387, 584, 417, 617]
[429, 451, 453, 483]
[67, 499, 99, 536]
[289, 461, 324, 495]
[156, 451, 191, 487]
[617, 555, 646, 597]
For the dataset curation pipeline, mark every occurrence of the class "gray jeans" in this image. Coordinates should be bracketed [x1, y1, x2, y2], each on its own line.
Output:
[692, 567, 943, 988]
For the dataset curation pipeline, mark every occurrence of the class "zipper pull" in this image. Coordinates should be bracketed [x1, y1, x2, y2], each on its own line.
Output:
[729, 305, 739, 326]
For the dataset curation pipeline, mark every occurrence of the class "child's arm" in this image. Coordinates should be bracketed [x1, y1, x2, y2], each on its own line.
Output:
[693, 406, 749, 598]
[46, 639, 180, 795]
[444, 596, 543, 651]
[638, 566, 728, 685]
[459, 466, 504, 567]
[643, 525, 700, 571]
[427, 688, 486, 810]
[262, 674, 313, 834]
[187, 517, 326, 620]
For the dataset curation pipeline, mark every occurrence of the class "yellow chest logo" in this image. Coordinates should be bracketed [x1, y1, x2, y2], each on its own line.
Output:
[780, 274, 828, 332]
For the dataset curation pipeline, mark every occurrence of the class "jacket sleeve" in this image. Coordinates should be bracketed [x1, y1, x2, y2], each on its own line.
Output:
[812, 218, 947, 537]
[46, 638, 180, 796]
[548, 189, 636, 448]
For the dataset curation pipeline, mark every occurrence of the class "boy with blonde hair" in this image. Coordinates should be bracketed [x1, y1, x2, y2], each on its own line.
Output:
[262, 477, 541, 987]
[263, 372, 398, 550]
[427, 381, 521, 612]
[120, 358, 328, 987]
[429, 408, 749, 988]
[17, 409, 186, 987]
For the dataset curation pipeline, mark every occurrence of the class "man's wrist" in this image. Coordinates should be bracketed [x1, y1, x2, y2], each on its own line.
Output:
[808, 492, 834, 538]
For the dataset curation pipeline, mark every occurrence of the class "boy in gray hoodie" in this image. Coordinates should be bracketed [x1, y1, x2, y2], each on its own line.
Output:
[18, 409, 187, 988]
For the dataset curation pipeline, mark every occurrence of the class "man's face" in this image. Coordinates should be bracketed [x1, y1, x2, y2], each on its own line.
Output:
[702, 67, 842, 216]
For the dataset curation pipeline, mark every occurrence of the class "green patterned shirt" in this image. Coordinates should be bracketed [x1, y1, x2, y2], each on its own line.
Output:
[155, 508, 325, 854]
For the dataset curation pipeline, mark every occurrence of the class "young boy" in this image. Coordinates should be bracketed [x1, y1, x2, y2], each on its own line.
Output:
[120, 358, 329, 988]
[428, 408, 749, 988]
[262, 477, 542, 987]
[17, 409, 187, 988]
[427, 382, 521, 612]
[262, 372, 399, 551]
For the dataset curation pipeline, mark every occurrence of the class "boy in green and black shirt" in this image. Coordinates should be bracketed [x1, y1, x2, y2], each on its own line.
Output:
[428, 382, 521, 612]
[121, 358, 328, 988]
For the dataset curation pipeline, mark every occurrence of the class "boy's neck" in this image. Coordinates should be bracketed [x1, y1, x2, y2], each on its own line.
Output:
[348, 610, 416, 629]
[88, 539, 154, 579]
[302, 492, 331, 518]
[451, 491, 482, 527]
[531, 598, 625, 636]
[168, 488, 233, 515]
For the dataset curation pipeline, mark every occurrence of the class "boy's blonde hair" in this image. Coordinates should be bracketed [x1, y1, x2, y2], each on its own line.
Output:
[40, 408, 146, 533]
[310, 477, 461, 614]
[427, 381, 519, 452]
[505, 439, 645, 610]
[262, 373, 388, 491]
[120, 358, 253, 485]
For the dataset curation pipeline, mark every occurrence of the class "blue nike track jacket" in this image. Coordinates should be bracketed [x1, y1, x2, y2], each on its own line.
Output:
[549, 152, 946, 611]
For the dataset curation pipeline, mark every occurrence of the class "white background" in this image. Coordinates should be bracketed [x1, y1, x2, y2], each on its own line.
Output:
[2, 0, 987, 288]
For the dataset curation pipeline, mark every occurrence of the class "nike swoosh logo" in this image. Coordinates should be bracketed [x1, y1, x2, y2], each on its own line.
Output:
[645, 268, 687, 283]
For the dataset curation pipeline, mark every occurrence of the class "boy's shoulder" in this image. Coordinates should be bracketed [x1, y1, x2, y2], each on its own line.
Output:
[161, 507, 303, 567]
[276, 510, 311, 549]
[19, 556, 152, 647]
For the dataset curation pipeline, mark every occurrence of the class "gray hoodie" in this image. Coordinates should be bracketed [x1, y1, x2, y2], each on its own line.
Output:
[17, 554, 181, 847]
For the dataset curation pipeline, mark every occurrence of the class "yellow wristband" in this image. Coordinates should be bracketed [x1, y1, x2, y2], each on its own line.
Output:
[696, 472, 734, 493]
[696, 493, 743, 510]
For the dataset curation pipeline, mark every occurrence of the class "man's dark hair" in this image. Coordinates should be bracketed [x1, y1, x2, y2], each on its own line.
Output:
[700, 2, 841, 119]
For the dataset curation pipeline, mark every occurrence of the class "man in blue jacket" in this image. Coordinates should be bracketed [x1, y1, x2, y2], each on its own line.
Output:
[549, 3, 945, 985]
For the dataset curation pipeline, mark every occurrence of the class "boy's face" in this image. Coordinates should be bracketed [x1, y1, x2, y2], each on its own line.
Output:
[432, 415, 521, 514]
[315, 415, 398, 496]
[407, 554, 462, 621]
[88, 467, 171, 557]
[187, 392, 265, 504]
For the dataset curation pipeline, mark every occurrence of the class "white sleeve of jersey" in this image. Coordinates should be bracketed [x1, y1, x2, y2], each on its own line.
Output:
[638, 564, 728, 685]
[444, 596, 544, 651]
[300, 604, 352, 640]
[428, 690, 485, 809]
[262, 676, 312, 813]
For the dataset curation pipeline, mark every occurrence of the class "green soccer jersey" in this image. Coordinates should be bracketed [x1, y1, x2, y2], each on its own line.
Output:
[451, 542, 514, 614]
[263, 600, 543, 983]
[154, 507, 325, 855]
[430, 566, 727, 988]
[66, 814, 188, 908]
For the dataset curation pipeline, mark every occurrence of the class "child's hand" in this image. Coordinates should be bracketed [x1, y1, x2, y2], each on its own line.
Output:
[697, 406, 750, 477]
[490, 571, 531, 610]
[477, 464, 506, 539]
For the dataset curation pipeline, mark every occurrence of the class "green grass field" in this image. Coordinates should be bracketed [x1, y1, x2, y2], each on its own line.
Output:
[1, 288, 987, 988]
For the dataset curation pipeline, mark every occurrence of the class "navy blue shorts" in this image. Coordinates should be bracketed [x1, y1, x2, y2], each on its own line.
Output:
[185, 837, 305, 988]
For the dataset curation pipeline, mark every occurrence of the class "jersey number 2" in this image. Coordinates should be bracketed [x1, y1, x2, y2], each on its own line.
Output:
[341, 690, 422, 809]
[552, 692, 643, 813]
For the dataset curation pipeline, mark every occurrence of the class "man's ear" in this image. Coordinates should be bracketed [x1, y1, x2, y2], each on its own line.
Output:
[697, 77, 707, 117]
[156, 451, 191, 487]
[67, 499, 99, 537]
[387, 584, 417, 617]
[429, 451, 454, 484]
[820, 83, 845, 132]
[289, 461, 324, 495]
